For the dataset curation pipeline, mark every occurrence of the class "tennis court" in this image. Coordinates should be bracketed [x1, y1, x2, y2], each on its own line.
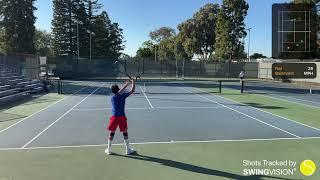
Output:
[0, 79, 319, 180]
[0, 80, 319, 149]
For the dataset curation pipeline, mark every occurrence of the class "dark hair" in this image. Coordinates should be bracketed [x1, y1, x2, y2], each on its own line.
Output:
[111, 84, 120, 94]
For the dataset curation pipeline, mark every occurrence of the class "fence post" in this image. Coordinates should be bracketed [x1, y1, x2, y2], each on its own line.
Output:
[176, 59, 178, 79]
[182, 59, 185, 80]
[142, 58, 145, 76]
[160, 60, 163, 79]
[125, 59, 127, 73]
[199, 60, 202, 76]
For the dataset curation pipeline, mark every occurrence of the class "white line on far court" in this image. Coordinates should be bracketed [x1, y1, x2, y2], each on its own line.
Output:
[180, 86, 301, 138]
[72, 106, 222, 111]
[140, 86, 154, 108]
[21, 87, 101, 149]
[251, 90, 320, 109]
[1, 136, 319, 151]
[0, 85, 89, 135]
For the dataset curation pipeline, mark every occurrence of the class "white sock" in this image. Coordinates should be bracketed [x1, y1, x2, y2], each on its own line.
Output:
[124, 139, 131, 150]
[107, 139, 112, 151]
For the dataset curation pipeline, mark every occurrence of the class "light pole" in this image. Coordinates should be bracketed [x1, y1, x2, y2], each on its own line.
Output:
[246, 28, 251, 62]
[87, 30, 95, 61]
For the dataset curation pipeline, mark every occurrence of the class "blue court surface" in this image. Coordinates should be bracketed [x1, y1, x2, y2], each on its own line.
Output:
[0, 80, 319, 150]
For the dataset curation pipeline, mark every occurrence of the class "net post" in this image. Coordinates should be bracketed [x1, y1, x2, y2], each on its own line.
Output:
[241, 80, 244, 93]
[57, 79, 61, 94]
[144, 82, 146, 93]
[219, 80, 222, 93]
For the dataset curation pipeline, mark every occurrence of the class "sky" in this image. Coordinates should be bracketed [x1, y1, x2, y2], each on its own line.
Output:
[35, 0, 292, 57]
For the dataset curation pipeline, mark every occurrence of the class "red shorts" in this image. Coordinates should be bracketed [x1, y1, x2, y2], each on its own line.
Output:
[107, 116, 128, 132]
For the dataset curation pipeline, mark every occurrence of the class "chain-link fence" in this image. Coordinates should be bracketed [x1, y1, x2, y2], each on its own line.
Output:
[0, 54, 39, 80]
[52, 57, 259, 79]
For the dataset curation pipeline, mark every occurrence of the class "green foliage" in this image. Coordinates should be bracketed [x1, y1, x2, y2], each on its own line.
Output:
[136, 47, 153, 58]
[52, 0, 124, 59]
[158, 36, 175, 60]
[0, 0, 37, 54]
[250, 53, 266, 59]
[0, 27, 5, 54]
[178, 3, 220, 61]
[215, 0, 249, 61]
[34, 29, 54, 57]
[149, 27, 175, 43]
[92, 11, 124, 58]
[173, 33, 192, 60]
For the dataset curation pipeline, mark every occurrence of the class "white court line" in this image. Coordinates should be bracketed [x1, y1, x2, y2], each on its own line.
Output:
[0, 85, 90, 135]
[251, 90, 320, 109]
[195, 87, 320, 132]
[140, 86, 154, 108]
[1, 136, 319, 151]
[208, 89, 320, 133]
[73, 107, 151, 111]
[72, 106, 222, 111]
[156, 106, 221, 109]
[180, 86, 301, 138]
[21, 87, 101, 148]
[278, 95, 320, 105]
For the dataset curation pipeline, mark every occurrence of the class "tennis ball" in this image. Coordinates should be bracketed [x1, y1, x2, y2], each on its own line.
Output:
[300, 160, 316, 176]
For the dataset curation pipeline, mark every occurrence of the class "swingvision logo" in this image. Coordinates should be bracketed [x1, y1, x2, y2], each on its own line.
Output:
[242, 159, 318, 177]
[300, 160, 317, 177]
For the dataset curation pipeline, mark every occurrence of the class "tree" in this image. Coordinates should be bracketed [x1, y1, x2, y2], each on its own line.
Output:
[136, 47, 153, 58]
[173, 33, 192, 60]
[135, 40, 155, 59]
[93, 11, 112, 57]
[178, 3, 220, 61]
[215, 0, 249, 61]
[0, 0, 37, 54]
[92, 11, 124, 58]
[149, 27, 175, 43]
[109, 22, 125, 58]
[0, 27, 5, 54]
[158, 36, 175, 60]
[34, 29, 54, 57]
[52, 0, 73, 57]
[250, 53, 266, 59]
[84, 0, 102, 31]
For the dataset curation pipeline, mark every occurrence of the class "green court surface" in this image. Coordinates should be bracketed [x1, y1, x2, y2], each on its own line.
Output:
[0, 138, 319, 180]
[0, 93, 66, 131]
[206, 88, 320, 130]
[0, 81, 87, 131]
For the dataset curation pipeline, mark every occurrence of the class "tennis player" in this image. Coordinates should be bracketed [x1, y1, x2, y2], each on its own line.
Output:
[105, 79, 136, 155]
[239, 70, 245, 82]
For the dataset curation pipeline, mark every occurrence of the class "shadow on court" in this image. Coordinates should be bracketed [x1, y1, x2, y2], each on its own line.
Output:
[113, 153, 301, 180]
[237, 102, 286, 110]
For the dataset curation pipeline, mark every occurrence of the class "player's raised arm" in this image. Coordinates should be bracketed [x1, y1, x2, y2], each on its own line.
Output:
[118, 81, 130, 94]
[129, 79, 135, 95]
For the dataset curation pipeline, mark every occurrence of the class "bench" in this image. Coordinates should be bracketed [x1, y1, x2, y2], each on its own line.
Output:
[0, 85, 10, 91]
[0, 88, 20, 98]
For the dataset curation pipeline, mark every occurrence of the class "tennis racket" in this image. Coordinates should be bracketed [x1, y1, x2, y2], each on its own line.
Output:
[115, 60, 141, 81]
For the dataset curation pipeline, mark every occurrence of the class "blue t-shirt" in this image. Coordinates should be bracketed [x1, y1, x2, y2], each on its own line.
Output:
[111, 92, 130, 116]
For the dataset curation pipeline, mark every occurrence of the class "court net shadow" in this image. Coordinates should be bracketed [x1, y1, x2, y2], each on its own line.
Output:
[113, 153, 300, 180]
[237, 102, 286, 110]
[0, 112, 27, 122]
